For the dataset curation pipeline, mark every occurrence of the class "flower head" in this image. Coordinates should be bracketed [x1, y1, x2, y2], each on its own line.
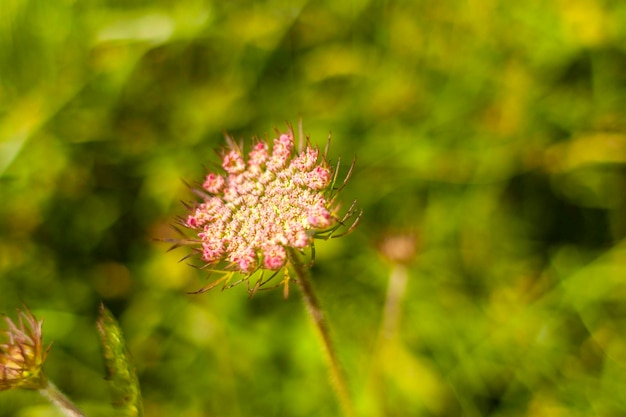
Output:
[0, 308, 50, 391]
[175, 122, 360, 294]
[378, 232, 419, 265]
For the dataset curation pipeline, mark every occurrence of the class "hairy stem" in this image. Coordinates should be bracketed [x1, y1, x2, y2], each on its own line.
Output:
[287, 248, 355, 417]
[39, 379, 87, 417]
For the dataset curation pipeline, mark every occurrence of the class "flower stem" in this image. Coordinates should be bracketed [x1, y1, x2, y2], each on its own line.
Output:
[287, 248, 355, 417]
[379, 263, 409, 341]
[39, 379, 87, 417]
[364, 263, 410, 415]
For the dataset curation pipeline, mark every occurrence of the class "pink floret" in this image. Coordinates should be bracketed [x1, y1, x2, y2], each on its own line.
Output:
[203, 173, 225, 194]
[305, 167, 331, 190]
[262, 245, 287, 270]
[222, 149, 245, 174]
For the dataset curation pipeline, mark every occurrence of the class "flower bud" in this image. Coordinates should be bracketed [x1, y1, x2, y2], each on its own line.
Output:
[0, 308, 49, 391]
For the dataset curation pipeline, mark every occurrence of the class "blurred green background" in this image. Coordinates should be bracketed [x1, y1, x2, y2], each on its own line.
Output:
[2, 0, 626, 416]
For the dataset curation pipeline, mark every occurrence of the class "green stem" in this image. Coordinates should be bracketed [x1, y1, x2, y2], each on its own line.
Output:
[287, 248, 355, 417]
[39, 379, 87, 417]
[365, 263, 409, 415]
[379, 264, 409, 341]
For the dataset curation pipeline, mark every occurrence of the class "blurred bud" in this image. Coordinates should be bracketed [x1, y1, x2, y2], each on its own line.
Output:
[378, 232, 419, 265]
[0, 308, 50, 391]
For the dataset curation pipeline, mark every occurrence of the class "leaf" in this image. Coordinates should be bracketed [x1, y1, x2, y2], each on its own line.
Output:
[96, 303, 143, 417]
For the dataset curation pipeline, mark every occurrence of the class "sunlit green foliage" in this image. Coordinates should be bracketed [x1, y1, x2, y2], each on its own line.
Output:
[1, 0, 626, 416]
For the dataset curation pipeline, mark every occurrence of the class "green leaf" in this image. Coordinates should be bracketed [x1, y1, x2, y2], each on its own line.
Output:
[96, 303, 143, 417]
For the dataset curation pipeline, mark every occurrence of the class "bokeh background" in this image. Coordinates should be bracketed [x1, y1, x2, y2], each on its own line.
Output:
[2, 0, 626, 416]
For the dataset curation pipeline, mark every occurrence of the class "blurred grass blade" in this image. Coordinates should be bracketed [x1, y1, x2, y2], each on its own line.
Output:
[97, 303, 144, 417]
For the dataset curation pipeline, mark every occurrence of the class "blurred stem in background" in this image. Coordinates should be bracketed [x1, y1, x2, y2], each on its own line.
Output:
[365, 233, 418, 415]
[377, 233, 417, 340]
[287, 247, 355, 417]
[379, 263, 409, 341]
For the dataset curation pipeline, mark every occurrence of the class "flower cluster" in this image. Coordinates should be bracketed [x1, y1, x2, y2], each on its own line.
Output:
[0, 308, 49, 391]
[179, 123, 358, 291]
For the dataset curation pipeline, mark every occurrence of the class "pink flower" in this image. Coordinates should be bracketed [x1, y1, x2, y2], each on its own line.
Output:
[175, 122, 360, 293]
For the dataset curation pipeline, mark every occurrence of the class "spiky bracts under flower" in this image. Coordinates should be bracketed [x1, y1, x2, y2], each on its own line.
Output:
[0, 308, 50, 391]
[175, 122, 360, 294]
